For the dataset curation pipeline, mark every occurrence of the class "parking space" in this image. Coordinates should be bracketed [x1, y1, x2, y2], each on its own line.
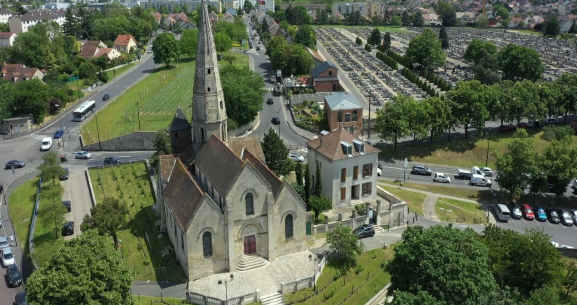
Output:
[61, 168, 93, 240]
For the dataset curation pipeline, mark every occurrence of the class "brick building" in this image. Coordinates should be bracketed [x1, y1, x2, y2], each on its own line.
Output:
[311, 61, 340, 92]
[324, 93, 363, 136]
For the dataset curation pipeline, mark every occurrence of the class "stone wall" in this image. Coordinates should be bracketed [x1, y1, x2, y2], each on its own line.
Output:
[227, 117, 259, 139]
[82, 131, 156, 151]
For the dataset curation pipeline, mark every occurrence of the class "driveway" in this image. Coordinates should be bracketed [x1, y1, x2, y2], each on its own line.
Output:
[61, 168, 93, 240]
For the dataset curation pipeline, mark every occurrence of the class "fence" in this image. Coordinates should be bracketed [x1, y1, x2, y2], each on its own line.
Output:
[187, 289, 260, 305]
[28, 178, 42, 270]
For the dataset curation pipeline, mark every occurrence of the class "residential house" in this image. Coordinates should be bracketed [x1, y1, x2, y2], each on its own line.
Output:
[311, 61, 340, 93]
[324, 92, 362, 136]
[151, 11, 162, 24]
[423, 13, 441, 26]
[1, 63, 45, 83]
[308, 48, 326, 68]
[8, 10, 66, 34]
[221, 12, 235, 23]
[333, 2, 367, 17]
[114, 34, 137, 53]
[488, 15, 501, 27]
[509, 17, 524, 28]
[226, 7, 238, 16]
[367, 1, 383, 18]
[561, 20, 573, 33]
[94, 48, 121, 61]
[179, 21, 197, 31]
[0, 8, 14, 23]
[0, 32, 17, 47]
[141, 1, 222, 14]
[80, 40, 107, 59]
[456, 12, 476, 24]
[223, 0, 240, 10]
[306, 129, 380, 208]
[524, 15, 544, 29]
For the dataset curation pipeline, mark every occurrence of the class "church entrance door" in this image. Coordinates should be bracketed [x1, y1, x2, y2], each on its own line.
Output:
[244, 235, 256, 254]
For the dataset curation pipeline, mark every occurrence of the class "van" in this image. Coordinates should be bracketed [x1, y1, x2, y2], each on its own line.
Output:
[471, 174, 492, 187]
[471, 166, 485, 176]
[495, 204, 511, 222]
[40, 137, 53, 151]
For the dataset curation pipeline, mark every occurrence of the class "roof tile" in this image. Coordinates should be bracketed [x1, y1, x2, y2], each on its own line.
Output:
[306, 129, 380, 161]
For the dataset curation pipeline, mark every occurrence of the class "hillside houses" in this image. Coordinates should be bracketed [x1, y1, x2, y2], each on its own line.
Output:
[1, 63, 45, 83]
[0, 8, 14, 23]
[114, 34, 137, 53]
[8, 10, 66, 34]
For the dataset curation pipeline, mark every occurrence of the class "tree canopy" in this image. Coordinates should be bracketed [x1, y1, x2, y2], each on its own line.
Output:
[542, 16, 561, 37]
[367, 27, 382, 45]
[463, 38, 498, 65]
[152, 32, 180, 67]
[81, 197, 128, 247]
[405, 29, 446, 70]
[498, 43, 544, 82]
[261, 128, 290, 176]
[220, 65, 266, 127]
[326, 224, 364, 271]
[179, 29, 198, 59]
[436, 1, 457, 27]
[294, 25, 317, 49]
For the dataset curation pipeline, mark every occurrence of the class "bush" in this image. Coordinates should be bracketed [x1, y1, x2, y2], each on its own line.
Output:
[364, 43, 372, 52]
[541, 125, 575, 141]
[355, 204, 366, 216]
[355, 264, 365, 275]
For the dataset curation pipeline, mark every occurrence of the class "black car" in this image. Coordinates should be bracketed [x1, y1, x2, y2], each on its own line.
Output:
[508, 204, 522, 220]
[546, 208, 560, 224]
[103, 156, 121, 165]
[62, 221, 75, 236]
[7, 264, 22, 287]
[266, 98, 273, 105]
[59, 168, 69, 180]
[15, 291, 27, 305]
[353, 224, 375, 239]
[558, 209, 574, 226]
[411, 165, 432, 176]
[62, 200, 71, 212]
[271, 117, 281, 125]
[5, 160, 25, 169]
[102, 94, 110, 100]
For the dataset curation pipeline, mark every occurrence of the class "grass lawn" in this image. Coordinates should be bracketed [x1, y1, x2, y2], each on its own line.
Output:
[81, 51, 248, 144]
[89, 162, 186, 282]
[506, 29, 542, 36]
[379, 179, 499, 202]
[8, 178, 40, 268]
[32, 181, 66, 266]
[132, 296, 187, 305]
[106, 62, 137, 82]
[379, 185, 426, 215]
[435, 197, 488, 224]
[311, 24, 411, 34]
[285, 248, 393, 305]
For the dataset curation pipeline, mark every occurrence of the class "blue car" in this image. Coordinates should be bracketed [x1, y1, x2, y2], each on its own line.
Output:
[535, 206, 547, 222]
[53, 129, 64, 139]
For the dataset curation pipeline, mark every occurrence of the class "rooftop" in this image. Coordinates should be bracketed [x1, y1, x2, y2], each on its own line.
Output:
[324, 93, 362, 111]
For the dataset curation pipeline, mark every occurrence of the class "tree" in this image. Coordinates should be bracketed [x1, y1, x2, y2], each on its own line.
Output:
[153, 130, 171, 155]
[374, 94, 411, 148]
[221, 65, 266, 126]
[564, 260, 577, 299]
[474, 49, 501, 85]
[541, 138, 577, 198]
[78, 62, 96, 80]
[439, 26, 449, 49]
[81, 197, 128, 247]
[412, 12, 424, 27]
[152, 32, 180, 67]
[498, 43, 544, 82]
[314, 161, 322, 195]
[294, 25, 316, 48]
[63, 7, 80, 37]
[542, 16, 560, 37]
[243, 1, 254, 14]
[463, 38, 498, 65]
[368, 27, 382, 45]
[405, 29, 446, 70]
[179, 28, 198, 59]
[364, 43, 372, 52]
[13, 79, 50, 126]
[386, 225, 496, 304]
[304, 165, 311, 204]
[495, 129, 539, 199]
[391, 15, 402, 27]
[38, 189, 66, 239]
[26, 230, 134, 305]
[213, 32, 232, 53]
[436, 1, 457, 27]
[381, 32, 391, 53]
[401, 11, 411, 27]
[569, 20, 577, 34]
[308, 195, 331, 220]
[355, 36, 362, 45]
[10, 31, 49, 68]
[261, 128, 290, 176]
[38, 151, 65, 185]
[391, 291, 442, 305]
[326, 224, 363, 271]
[423, 96, 450, 144]
[447, 80, 493, 137]
[554, 73, 577, 124]
[295, 162, 303, 187]
[316, 8, 329, 25]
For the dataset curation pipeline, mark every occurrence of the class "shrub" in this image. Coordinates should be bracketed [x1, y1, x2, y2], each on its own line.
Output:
[541, 125, 575, 141]
[355, 204, 366, 216]
[355, 264, 365, 274]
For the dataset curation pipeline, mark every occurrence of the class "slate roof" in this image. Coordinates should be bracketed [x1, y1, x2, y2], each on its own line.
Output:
[0, 8, 14, 15]
[169, 107, 192, 131]
[314, 76, 340, 82]
[194, 135, 243, 196]
[324, 93, 361, 111]
[227, 137, 265, 162]
[241, 149, 282, 197]
[159, 154, 177, 181]
[311, 61, 336, 77]
[162, 158, 206, 230]
[12, 11, 65, 21]
[306, 129, 380, 161]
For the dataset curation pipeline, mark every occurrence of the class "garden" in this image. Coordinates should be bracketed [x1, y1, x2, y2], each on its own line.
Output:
[379, 184, 426, 215]
[292, 100, 327, 133]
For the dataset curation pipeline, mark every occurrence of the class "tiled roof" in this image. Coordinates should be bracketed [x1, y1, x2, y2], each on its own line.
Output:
[227, 137, 265, 162]
[241, 149, 283, 197]
[306, 129, 380, 161]
[94, 48, 115, 58]
[169, 107, 192, 131]
[162, 158, 206, 230]
[80, 40, 104, 58]
[325, 93, 362, 111]
[194, 135, 243, 196]
[12, 11, 65, 21]
[308, 48, 326, 64]
[114, 34, 136, 46]
[312, 61, 337, 77]
[0, 32, 15, 39]
[159, 155, 177, 181]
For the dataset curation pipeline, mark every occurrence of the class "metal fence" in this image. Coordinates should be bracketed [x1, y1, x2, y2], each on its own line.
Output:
[29, 178, 42, 270]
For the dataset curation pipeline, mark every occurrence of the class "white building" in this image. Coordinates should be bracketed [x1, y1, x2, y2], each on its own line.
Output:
[8, 10, 66, 34]
[0, 32, 17, 47]
[258, 0, 274, 12]
[306, 129, 380, 209]
[0, 8, 14, 23]
[333, 2, 368, 17]
[223, 0, 240, 10]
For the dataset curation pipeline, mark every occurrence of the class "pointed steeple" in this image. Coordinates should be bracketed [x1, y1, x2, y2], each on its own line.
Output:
[192, 0, 228, 149]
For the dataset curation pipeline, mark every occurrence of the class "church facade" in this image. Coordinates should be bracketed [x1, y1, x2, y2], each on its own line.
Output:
[155, 0, 308, 282]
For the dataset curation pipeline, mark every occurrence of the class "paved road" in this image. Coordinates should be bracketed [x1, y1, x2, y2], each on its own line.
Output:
[62, 168, 93, 240]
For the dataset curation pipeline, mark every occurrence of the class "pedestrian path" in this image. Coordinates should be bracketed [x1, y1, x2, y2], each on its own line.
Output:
[25, 133, 46, 141]
[423, 193, 440, 221]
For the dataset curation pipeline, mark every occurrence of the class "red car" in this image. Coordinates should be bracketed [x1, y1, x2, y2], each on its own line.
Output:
[498, 124, 517, 132]
[517, 122, 528, 129]
[522, 204, 535, 220]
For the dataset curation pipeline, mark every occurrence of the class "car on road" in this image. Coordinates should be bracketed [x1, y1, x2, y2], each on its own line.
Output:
[243, 50, 249, 54]
[75, 151, 92, 159]
[470, 174, 492, 187]
[480, 167, 493, 177]
[353, 224, 375, 239]
[256, 46, 261, 51]
[508, 203, 522, 220]
[411, 165, 432, 176]
[15, 291, 27, 305]
[266, 98, 273, 105]
[433, 172, 451, 183]
[147, 49, 152, 53]
[53, 129, 64, 139]
[62, 221, 75, 236]
[41, 137, 53, 151]
[7, 264, 22, 287]
[102, 94, 110, 100]
[377, 164, 382, 176]
[498, 124, 517, 132]
[522, 204, 535, 220]
[558, 209, 574, 226]
[288, 153, 304, 162]
[104, 156, 121, 165]
[535, 206, 547, 221]
[62, 200, 71, 212]
[2, 247, 15, 266]
[546, 208, 560, 224]
[271, 117, 281, 125]
[0, 237, 8, 250]
[570, 210, 577, 223]
[59, 168, 69, 180]
[5, 160, 25, 169]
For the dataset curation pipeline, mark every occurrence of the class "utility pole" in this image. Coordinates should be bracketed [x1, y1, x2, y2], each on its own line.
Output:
[137, 100, 142, 131]
[366, 90, 372, 139]
[95, 114, 102, 151]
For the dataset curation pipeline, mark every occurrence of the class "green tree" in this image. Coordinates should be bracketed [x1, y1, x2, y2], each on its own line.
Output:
[447, 80, 491, 137]
[463, 38, 498, 65]
[314, 161, 322, 195]
[63, 7, 80, 37]
[355, 36, 362, 45]
[554, 73, 577, 124]
[401, 11, 411, 26]
[153, 129, 171, 155]
[386, 225, 496, 304]
[295, 162, 303, 187]
[542, 138, 577, 197]
[368, 27, 382, 45]
[569, 20, 577, 34]
[308, 195, 331, 220]
[294, 25, 316, 48]
[221, 65, 266, 126]
[474, 49, 501, 85]
[326, 224, 363, 271]
[423, 96, 450, 144]
[304, 165, 311, 204]
[391, 15, 402, 27]
[383, 32, 391, 51]
[10, 31, 48, 68]
[563, 260, 577, 299]
[391, 291, 442, 305]
[179, 28, 198, 59]
[405, 29, 446, 70]
[26, 230, 134, 305]
[38, 198, 67, 239]
[13, 79, 50, 123]
[261, 128, 290, 176]
[412, 12, 424, 27]
[316, 8, 329, 25]
[214, 32, 232, 53]
[0, 80, 15, 121]
[364, 43, 372, 52]
[38, 151, 65, 186]
[374, 94, 411, 148]
[152, 32, 180, 67]
[436, 1, 457, 27]
[81, 197, 128, 247]
[542, 16, 560, 37]
[79, 62, 97, 80]
[439, 26, 449, 49]
[498, 43, 544, 82]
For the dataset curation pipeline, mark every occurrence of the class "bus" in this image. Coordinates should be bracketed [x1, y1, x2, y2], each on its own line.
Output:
[73, 100, 96, 122]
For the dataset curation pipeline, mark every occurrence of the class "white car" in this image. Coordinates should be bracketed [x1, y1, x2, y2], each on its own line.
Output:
[433, 173, 451, 183]
[75, 151, 92, 159]
[377, 164, 382, 176]
[480, 167, 493, 177]
[40, 137, 53, 151]
[288, 153, 304, 162]
[0, 237, 8, 250]
[2, 248, 15, 266]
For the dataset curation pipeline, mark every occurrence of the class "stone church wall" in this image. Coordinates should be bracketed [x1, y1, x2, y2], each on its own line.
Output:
[273, 185, 307, 257]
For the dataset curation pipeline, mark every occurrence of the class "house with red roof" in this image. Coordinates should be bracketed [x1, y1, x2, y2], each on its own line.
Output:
[114, 34, 137, 54]
[1, 63, 45, 83]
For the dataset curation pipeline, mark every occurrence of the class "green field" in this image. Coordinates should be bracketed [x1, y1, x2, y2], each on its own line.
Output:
[312, 24, 411, 33]
[435, 197, 488, 224]
[106, 62, 138, 82]
[379, 185, 426, 215]
[89, 162, 187, 282]
[81, 52, 248, 144]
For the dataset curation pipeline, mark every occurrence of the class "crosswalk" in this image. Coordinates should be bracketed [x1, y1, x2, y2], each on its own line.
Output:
[24, 133, 53, 141]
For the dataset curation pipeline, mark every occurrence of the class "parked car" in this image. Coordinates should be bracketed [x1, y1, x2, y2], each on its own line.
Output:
[288, 153, 304, 162]
[470, 174, 492, 187]
[5, 160, 25, 169]
[517, 122, 528, 129]
[59, 168, 69, 180]
[7, 264, 22, 287]
[558, 209, 574, 226]
[570, 210, 577, 224]
[2, 247, 15, 266]
[0, 237, 8, 250]
[411, 165, 432, 176]
[256, 46, 261, 51]
[41, 137, 53, 151]
[103, 156, 121, 165]
[508, 204, 522, 220]
[527, 120, 541, 128]
[15, 291, 28, 305]
[74, 151, 92, 159]
[546, 208, 560, 224]
[53, 129, 64, 139]
[542, 118, 560, 126]
[266, 98, 273, 105]
[62, 200, 71, 212]
[102, 94, 110, 101]
[535, 206, 547, 222]
[433, 172, 451, 183]
[271, 117, 281, 125]
[480, 167, 493, 177]
[522, 204, 535, 220]
[62, 221, 75, 236]
[353, 224, 375, 239]
[498, 124, 517, 132]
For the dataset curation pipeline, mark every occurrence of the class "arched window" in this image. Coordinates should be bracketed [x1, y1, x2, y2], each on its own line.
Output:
[202, 232, 212, 257]
[337, 111, 343, 122]
[245, 193, 254, 215]
[352, 110, 357, 121]
[285, 214, 293, 239]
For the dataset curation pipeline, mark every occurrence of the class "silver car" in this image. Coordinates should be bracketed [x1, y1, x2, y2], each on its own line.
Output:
[74, 151, 92, 159]
[433, 173, 451, 183]
[0, 237, 8, 250]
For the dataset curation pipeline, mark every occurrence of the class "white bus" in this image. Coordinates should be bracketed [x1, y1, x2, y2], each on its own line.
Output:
[73, 100, 96, 122]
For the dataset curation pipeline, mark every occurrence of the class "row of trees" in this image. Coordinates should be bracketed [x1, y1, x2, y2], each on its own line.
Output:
[375, 51, 399, 70]
[400, 68, 442, 97]
[419, 69, 452, 91]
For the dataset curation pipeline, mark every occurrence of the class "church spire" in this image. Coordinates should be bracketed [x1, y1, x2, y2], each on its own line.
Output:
[192, 0, 228, 148]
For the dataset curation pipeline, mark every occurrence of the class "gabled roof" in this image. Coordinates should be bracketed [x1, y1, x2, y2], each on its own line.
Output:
[324, 93, 361, 111]
[227, 137, 265, 162]
[162, 158, 206, 230]
[114, 34, 136, 46]
[241, 149, 282, 197]
[312, 61, 337, 77]
[194, 135, 244, 196]
[0, 32, 16, 39]
[80, 40, 105, 58]
[159, 155, 177, 181]
[169, 107, 192, 132]
[306, 129, 380, 161]
[94, 48, 116, 59]
[0, 8, 14, 15]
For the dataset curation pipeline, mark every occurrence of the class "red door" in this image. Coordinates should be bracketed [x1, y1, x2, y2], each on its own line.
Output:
[243, 235, 256, 254]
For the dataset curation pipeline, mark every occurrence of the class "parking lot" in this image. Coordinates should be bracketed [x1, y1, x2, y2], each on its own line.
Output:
[61, 168, 94, 240]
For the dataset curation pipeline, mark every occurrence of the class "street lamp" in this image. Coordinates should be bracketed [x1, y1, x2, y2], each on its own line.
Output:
[309, 254, 317, 290]
[365, 89, 372, 139]
[485, 129, 490, 167]
[218, 274, 234, 303]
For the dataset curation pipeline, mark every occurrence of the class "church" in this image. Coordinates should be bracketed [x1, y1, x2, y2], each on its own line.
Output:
[155, 0, 308, 281]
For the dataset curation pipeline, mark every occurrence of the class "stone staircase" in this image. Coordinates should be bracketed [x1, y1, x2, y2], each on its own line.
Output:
[372, 224, 383, 232]
[261, 292, 286, 305]
[236, 255, 268, 272]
